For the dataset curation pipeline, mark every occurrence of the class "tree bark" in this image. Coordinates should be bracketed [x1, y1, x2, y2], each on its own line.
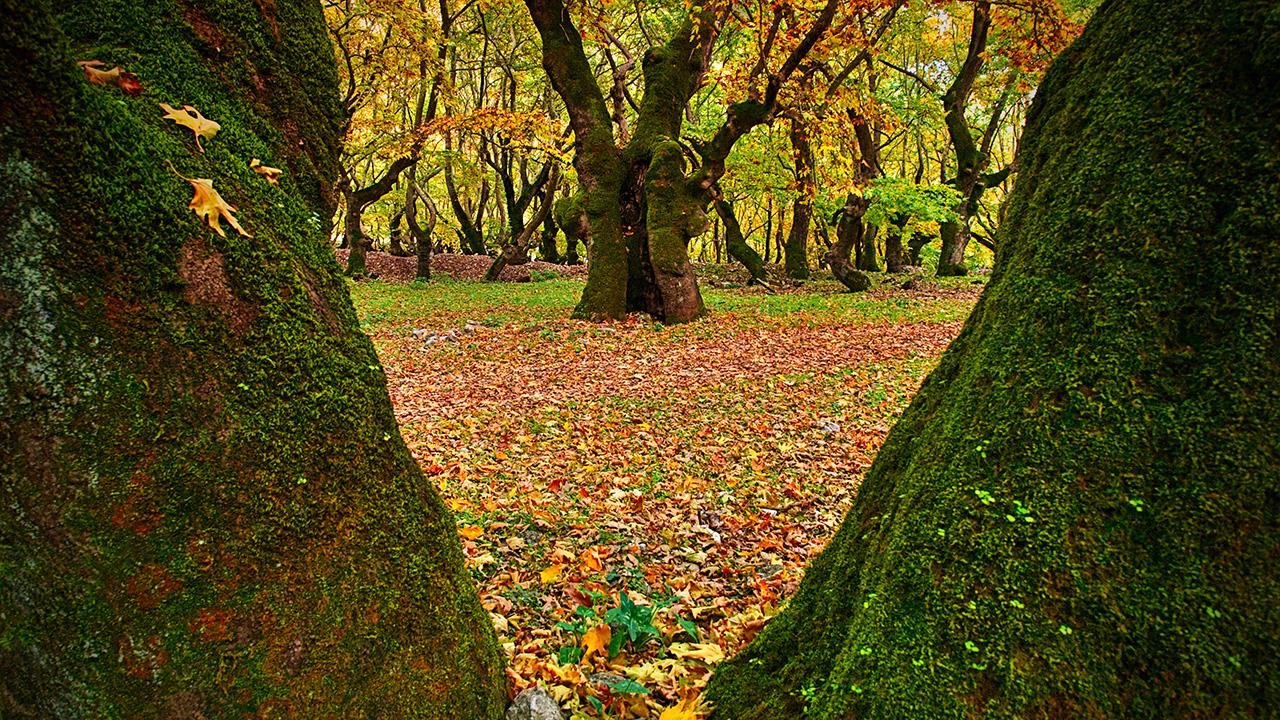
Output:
[708, 1, 1280, 715]
[784, 118, 814, 279]
[857, 223, 881, 272]
[343, 155, 417, 276]
[827, 200, 871, 292]
[0, 0, 506, 716]
[713, 198, 767, 285]
[406, 182, 438, 282]
[525, 0, 840, 321]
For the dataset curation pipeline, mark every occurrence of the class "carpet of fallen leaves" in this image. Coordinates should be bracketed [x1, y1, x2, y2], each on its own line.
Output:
[351, 275, 980, 719]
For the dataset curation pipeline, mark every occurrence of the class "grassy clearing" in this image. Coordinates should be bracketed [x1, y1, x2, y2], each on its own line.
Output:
[349, 275, 980, 717]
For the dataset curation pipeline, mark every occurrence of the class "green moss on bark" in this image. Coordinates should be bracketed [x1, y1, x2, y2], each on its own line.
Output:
[706, 0, 1280, 717]
[0, 0, 506, 716]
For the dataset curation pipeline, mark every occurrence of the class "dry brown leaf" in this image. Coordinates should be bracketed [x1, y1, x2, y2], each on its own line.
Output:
[160, 103, 220, 152]
[185, 177, 250, 237]
[250, 158, 283, 185]
[78, 60, 121, 84]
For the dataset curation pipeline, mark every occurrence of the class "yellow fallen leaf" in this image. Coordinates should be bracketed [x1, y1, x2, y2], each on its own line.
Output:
[539, 563, 564, 584]
[185, 177, 249, 237]
[250, 158, 283, 185]
[458, 525, 484, 540]
[659, 693, 701, 720]
[78, 60, 121, 84]
[669, 642, 725, 664]
[581, 623, 610, 663]
[160, 103, 220, 152]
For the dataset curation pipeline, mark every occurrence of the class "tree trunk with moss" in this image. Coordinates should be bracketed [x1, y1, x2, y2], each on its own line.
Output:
[523, 0, 838, 322]
[0, 0, 506, 717]
[554, 191, 587, 265]
[784, 119, 814, 280]
[828, 199, 872, 293]
[713, 197, 767, 285]
[707, 0, 1279, 717]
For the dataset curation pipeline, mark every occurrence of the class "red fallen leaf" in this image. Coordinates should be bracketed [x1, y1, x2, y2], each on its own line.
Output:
[117, 71, 144, 95]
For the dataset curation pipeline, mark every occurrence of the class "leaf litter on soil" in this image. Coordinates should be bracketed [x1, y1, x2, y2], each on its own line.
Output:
[350, 275, 979, 718]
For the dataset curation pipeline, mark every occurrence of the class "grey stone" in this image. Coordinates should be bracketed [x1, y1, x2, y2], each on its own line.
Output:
[504, 687, 564, 720]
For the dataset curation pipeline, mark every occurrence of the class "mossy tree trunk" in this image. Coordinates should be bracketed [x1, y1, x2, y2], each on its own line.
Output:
[713, 196, 768, 285]
[342, 155, 417, 277]
[784, 117, 814, 280]
[707, 0, 1279, 717]
[827, 199, 872, 293]
[554, 191, 588, 265]
[523, 0, 838, 322]
[540, 212, 560, 263]
[0, 0, 506, 717]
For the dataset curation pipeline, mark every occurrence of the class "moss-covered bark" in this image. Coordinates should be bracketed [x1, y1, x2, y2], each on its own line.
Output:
[0, 0, 506, 716]
[707, 0, 1279, 717]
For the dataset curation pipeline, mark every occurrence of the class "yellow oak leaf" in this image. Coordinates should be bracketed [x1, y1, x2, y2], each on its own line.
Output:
[160, 103, 220, 152]
[458, 525, 484, 540]
[581, 623, 610, 663]
[539, 563, 564, 584]
[250, 158, 283, 185]
[659, 693, 702, 720]
[78, 60, 121, 84]
[669, 642, 725, 664]
[185, 177, 249, 237]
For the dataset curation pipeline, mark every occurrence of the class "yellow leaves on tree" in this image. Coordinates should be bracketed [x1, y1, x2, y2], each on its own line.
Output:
[160, 103, 221, 152]
[184, 177, 250, 238]
[250, 158, 283, 185]
[581, 623, 611, 663]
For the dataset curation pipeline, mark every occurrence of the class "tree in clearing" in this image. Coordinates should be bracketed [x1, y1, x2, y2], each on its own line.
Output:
[706, 0, 1279, 717]
[0, 0, 504, 716]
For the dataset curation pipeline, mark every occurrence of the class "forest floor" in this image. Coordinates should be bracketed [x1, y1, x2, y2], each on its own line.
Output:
[349, 266, 982, 718]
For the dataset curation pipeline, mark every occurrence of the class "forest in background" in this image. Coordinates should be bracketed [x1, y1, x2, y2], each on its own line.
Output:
[329, 0, 1095, 300]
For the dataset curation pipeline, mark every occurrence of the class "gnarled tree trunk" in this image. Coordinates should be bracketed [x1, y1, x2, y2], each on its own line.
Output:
[708, 0, 1279, 716]
[0, 0, 506, 716]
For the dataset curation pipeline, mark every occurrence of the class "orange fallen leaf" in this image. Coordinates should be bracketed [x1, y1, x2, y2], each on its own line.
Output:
[539, 564, 564, 584]
[581, 623, 610, 663]
[184, 177, 250, 237]
[250, 158, 283, 185]
[458, 526, 484, 540]
[160, 103, 220, 152]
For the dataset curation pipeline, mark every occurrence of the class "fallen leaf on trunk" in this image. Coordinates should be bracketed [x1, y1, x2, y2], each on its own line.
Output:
[250, 158, 283, 184]
[160, 103, 220, 152]
[78, 60, 121, 84]
[184, 177, 250, 237]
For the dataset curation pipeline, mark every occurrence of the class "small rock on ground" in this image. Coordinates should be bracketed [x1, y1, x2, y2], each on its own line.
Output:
[505, 687, 564, 720]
